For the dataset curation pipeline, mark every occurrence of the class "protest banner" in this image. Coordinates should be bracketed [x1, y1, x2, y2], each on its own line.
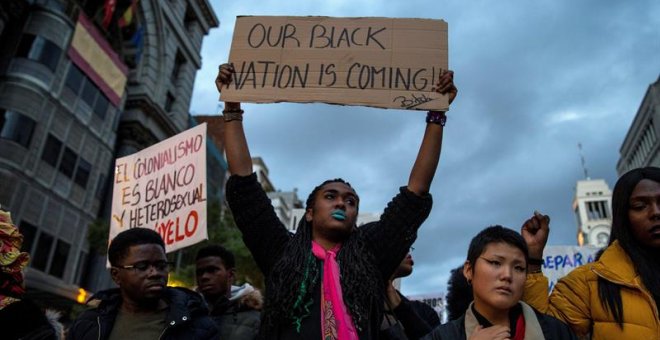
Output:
[109, 123, 208, 253]
[223, 16, 449, 111]
[541, 245, 601, 291]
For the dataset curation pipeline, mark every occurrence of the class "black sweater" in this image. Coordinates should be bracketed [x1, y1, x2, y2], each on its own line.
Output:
[226, 173, 432, 339]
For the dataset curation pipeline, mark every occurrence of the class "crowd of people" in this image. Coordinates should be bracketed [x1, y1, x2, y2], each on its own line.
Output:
[1, 64, 658, 340]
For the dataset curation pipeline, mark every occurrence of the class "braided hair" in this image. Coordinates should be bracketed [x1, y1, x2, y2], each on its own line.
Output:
[262, 179, 383, 334]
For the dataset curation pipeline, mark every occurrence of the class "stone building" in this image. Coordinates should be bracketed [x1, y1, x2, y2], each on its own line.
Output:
[0, 0, 217, 309]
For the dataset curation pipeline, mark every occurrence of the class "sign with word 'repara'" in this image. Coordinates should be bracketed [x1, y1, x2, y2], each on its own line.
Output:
[222, 16, 449, 111]
[542, 245, 601, 291]
[110, 123, 208, 253]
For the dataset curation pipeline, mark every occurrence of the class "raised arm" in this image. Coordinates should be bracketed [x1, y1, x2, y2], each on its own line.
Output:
[406, 70, 457, 195]
[216, 64, 251, 176]
[217, 64, 291, 272]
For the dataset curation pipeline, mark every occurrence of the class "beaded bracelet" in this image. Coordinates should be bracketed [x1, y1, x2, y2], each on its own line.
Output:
[222, 109, 244, 122]
[426, 111, 447, 126]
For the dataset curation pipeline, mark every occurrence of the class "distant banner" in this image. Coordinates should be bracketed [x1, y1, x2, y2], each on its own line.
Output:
[223, 16, 449, 111]
[541, 245, 600, 291]
[109, 124, 208, 253]
[69, 13, 128, 106]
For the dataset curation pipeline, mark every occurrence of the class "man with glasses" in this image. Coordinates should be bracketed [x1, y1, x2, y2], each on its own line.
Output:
[68, 228, 218, 340]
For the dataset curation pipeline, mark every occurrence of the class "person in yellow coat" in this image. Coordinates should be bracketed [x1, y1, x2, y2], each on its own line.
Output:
[520, 167, 660, 339]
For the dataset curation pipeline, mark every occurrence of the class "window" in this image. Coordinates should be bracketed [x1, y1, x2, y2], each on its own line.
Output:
[81, 79, 98, 107]
[19, 221, 37, 253]
[49, 240, 70, 278]
[65, 64, 84, 92]
[93, 94, 109, 120]
[41, 134, 63, 167]
[75, 251, 89, 286]
[171, 51, 186, 84]
[59, 147, 77, 178]
[74, 158, 91, 188]
[0, 109, 36, 147]
[32, 232, 54, 271]
[165, 92, 175, 112]
[16, 34, 62, 72]
[587, 200, 609, 220]
[184, 6, 196, 29]
[95, 174, 106, 199]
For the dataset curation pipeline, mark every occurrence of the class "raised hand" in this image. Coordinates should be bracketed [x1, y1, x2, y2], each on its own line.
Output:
[216, 63, 241, 111]
[469, 325, 511, 340]
[433, 69, 457, 105]
[521, 211, 550, 259]
[215, 63, 235, 93]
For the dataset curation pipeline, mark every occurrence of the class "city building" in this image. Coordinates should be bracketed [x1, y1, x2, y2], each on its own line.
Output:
[617, 75, 660, 175]
[572, 179, 612, 247]
[0, 0, 217, 310]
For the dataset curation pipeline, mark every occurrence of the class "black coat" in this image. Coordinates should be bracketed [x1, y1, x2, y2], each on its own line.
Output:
[379, 293, 440, 340]
[422, 302, 577, 340]
[67, 287, 218, 340]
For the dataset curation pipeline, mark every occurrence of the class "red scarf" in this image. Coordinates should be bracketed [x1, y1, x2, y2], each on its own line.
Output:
[512, 312, 526, 340]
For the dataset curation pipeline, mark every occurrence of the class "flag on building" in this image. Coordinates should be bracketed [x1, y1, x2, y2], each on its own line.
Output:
[102, 0, 116, 29]
[118, 0, 139, 28]
[69, 13, 128, 106]
[131, 25, 145, 64]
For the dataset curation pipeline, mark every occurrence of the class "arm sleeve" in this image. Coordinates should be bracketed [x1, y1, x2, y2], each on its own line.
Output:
[522, 269, 593, 337]
[225, 173, 292, 274]
[362, 187, 432, 280]
[391, 297, 439, 339]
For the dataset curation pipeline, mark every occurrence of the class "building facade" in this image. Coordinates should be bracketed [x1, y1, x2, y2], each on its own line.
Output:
[572, 179, 612, 247]
[0, 0, 217, 309]
[617, 75, 660, 175]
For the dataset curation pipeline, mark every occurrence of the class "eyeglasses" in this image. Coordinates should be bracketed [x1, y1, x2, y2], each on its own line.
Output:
[114, 260, 174, 273]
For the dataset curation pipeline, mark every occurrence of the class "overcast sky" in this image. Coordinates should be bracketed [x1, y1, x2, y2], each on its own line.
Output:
[189, 0, 660, 295]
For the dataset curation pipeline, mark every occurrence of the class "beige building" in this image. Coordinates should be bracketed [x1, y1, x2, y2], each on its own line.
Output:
[617, 75, 660, 175]
[573, 179, 612, 247]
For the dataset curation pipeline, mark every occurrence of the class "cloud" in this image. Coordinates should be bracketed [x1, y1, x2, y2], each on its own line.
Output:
[191, 0, 660, 296]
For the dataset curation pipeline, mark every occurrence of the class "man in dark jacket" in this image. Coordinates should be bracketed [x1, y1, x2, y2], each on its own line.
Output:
[379, 251, 440, 339]
[196, 244, 261, 339]
[67, 228, 218, 340]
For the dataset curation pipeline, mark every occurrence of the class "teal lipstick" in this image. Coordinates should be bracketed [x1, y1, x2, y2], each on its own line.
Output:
[331, 209, 346, 221]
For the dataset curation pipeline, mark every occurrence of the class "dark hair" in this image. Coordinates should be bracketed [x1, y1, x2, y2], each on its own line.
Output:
[465, 225, 529, 271]
[108, 228, 165, 266]
[445, 265, 472, 321]
[196, 244, 235, 269]
[599, 166, 660, 327]
[304, 178, 359, 212]
[262, 179, 381, 334]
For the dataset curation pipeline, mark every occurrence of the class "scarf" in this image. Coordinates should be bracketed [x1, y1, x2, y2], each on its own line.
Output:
[311, 241, 358, 340]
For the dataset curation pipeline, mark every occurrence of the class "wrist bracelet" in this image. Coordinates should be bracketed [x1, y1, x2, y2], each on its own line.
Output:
[222, 109, 244, 122]
[426, 111, 447, 126]
[528, 257, 544, 266]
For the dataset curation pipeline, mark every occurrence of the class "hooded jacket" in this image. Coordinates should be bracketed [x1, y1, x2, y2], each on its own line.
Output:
[207, 283, 262, 340]
[67, 287, 218, 340]
[522, 240, 659, 339]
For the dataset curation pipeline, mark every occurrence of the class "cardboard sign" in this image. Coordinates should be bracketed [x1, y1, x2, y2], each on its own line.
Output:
[223, 16, 449, 111]
[541, 245, 600, 291]
[109, 123, 208, 253]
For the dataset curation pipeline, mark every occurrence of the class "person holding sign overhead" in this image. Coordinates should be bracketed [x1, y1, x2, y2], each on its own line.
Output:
[217, 62, 456, 339]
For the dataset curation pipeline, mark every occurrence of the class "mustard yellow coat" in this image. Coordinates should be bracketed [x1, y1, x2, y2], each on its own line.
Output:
[523, 241, 659, 339]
